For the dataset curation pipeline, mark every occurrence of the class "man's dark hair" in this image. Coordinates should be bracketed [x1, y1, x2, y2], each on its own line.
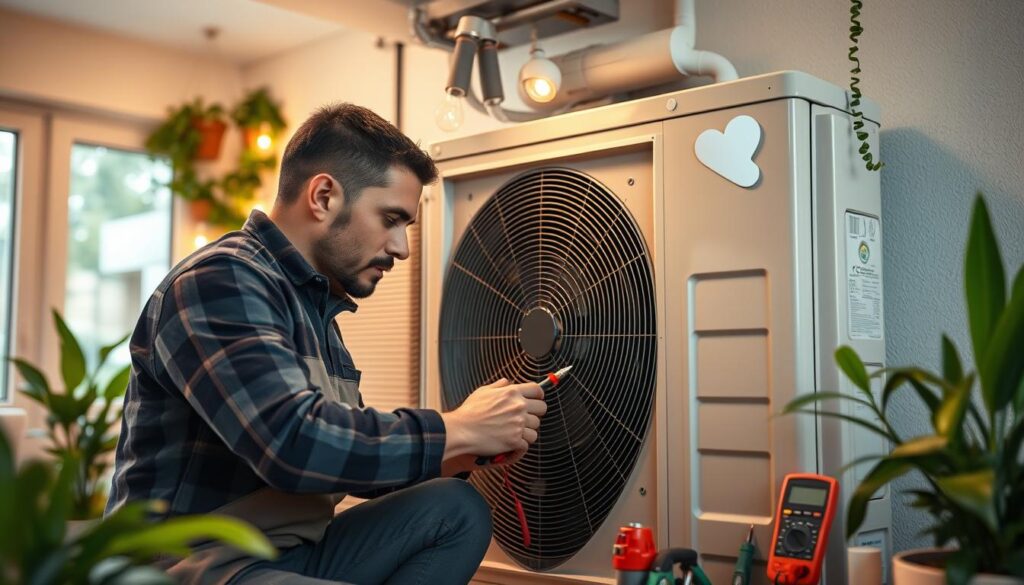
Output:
[276, 103, 438, 206]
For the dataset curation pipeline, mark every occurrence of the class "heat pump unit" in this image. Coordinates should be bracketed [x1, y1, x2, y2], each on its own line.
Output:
[421, 71, 891, 585]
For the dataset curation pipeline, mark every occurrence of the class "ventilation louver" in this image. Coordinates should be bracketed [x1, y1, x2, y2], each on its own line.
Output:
[439, 167, 657, 570]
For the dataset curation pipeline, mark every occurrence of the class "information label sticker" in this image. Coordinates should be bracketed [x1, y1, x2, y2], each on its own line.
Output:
[846, 212, 883, 340]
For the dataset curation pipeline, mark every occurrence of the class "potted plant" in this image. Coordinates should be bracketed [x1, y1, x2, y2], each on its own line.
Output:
[783, 194, 1024, 584]
[231, 87, 287, 154]
[0, 425, 276, 584]
[146, 97, 227, 164]
[146, 92, 281, 230]
[146, 98, 230, 224]
[10, 310, 131, 520]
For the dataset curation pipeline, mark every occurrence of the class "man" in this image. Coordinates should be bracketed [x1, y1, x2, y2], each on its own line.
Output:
[106, 103, 547, 585]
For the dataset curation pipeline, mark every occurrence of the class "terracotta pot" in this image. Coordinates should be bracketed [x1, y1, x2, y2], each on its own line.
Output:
[192, 117, 227, 161]
[893, 549, 1021, 585]
[241, 125, 276, 157]
[189, 198, 214, 223]
[241, 126, 259, 150]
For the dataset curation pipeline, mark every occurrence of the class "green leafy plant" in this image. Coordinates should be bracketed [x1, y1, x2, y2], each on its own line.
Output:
[848, 0, 883, 171]
[783, 194, 1024, 583]
[10, 310, 132, 520]
[0, 426, 276, 585]
[231, 87, 287, 134]
[145, 98, 245, 227]
[145, 98, 226, 174]
[146, 92, 285, 229]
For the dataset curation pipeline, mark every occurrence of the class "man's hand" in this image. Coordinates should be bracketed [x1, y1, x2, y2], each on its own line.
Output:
[441, 378, 547, 467]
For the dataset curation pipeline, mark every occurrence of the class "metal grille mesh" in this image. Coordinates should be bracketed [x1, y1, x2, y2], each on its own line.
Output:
[439, 167, 657, 571]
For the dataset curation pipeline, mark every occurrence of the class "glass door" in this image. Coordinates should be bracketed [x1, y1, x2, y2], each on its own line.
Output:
[44, 115, 174, 386]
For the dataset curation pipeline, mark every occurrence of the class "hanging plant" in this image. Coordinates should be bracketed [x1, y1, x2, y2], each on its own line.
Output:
[145, 98, 227, 166]
[231, 87, 287, 153]
[145, 90, 287, 229]
[848, 0, 883, 171]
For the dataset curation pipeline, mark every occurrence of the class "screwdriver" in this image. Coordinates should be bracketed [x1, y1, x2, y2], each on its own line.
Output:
[475, 365, 572, 466]
[732, 525, 756, 585]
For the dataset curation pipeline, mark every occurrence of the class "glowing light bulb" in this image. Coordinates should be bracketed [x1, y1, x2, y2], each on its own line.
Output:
[524, 78, 554, 102]
[434, 89, 464, 132]
[518, 48, 561, 105]
[256, 134, 273, 150]
[194, 234, 209, 249]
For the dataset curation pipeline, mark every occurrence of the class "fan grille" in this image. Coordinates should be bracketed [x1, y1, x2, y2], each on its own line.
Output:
[439, 167, 657, 571]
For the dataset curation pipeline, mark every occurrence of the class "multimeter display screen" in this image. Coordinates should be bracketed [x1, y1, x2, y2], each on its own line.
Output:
[788, 486, 828, 507]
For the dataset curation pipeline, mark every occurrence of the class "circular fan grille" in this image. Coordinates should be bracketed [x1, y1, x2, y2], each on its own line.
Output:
[438, 167, 657, 571]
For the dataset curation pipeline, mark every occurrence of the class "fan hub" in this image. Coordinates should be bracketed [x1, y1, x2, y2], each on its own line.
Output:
[518, 307, 560, 358]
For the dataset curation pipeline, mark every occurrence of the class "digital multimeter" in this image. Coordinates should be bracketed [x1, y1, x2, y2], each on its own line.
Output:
[767, 473, 839, 584]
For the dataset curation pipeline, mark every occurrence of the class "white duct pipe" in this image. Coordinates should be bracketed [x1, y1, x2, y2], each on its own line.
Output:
[541, 24, 737, 111]
[675, 0, 696, 48]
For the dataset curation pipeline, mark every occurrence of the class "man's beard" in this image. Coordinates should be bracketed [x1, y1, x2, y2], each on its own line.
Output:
[336, 266, 377, 298]
[314, 236, 394, 299]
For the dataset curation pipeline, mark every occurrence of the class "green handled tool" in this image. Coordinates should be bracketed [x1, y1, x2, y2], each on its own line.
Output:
[732, 525, 756, 585]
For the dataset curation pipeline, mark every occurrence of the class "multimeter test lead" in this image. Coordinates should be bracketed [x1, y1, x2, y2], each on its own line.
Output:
[473, 365, 574, 550]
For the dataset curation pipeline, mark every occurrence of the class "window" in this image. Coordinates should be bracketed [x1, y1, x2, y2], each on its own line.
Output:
[63, 143, 172, 380]
[0, 131, 16, 400]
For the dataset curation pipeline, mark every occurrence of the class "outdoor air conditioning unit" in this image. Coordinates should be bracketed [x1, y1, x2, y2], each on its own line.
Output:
[421, 71, 891, 585]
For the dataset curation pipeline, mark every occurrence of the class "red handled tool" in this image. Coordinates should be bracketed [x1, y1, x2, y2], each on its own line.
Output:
[475, 365, 572, 466]
[475, 365, 573, 549]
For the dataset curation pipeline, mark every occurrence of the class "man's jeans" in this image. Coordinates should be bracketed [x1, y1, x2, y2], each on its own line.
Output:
[229, 478, 493, 585]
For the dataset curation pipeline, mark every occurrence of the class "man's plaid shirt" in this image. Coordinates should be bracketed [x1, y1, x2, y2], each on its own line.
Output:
[106, 211, 447, 518]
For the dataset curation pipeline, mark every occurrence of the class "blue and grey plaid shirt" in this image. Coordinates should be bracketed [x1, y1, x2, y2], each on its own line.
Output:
[106, 210, 446, 519]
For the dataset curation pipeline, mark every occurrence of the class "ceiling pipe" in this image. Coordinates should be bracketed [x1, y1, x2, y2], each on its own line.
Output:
[414, 0, 738, 123]
[535, 0, 737, 111]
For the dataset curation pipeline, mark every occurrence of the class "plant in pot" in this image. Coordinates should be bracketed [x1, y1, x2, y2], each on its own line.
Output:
[146, 97, 227, 164]
[10, 310, 132, 521]
[146, 98, 228, 224]
[0, 425, 276, 584]
[231, 87, 287, 156]
[783, 194, 1024, 584]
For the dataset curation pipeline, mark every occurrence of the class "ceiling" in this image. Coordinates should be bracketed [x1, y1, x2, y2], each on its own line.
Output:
[0, 0, 352, 65]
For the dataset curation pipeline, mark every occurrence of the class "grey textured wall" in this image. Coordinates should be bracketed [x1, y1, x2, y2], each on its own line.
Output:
[692, 0, 1024, 551]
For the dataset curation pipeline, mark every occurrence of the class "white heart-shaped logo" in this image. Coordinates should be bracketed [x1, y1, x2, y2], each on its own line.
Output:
[694, 115, 762, 188]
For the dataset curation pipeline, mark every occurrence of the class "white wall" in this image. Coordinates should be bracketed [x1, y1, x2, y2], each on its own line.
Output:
[0, 8, 241, 121]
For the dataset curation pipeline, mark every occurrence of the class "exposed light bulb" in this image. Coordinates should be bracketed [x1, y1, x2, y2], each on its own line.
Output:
[519, 48, 561, 106]
[524, 78, 554, 101]
[194, 234, 209, 249]
[435, 89, 464, 132]
[255, 122, 273, 151]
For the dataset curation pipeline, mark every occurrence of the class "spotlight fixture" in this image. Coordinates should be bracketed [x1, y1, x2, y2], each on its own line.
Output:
[437, 15, 504, 131]
[518, 48, 561, 104]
